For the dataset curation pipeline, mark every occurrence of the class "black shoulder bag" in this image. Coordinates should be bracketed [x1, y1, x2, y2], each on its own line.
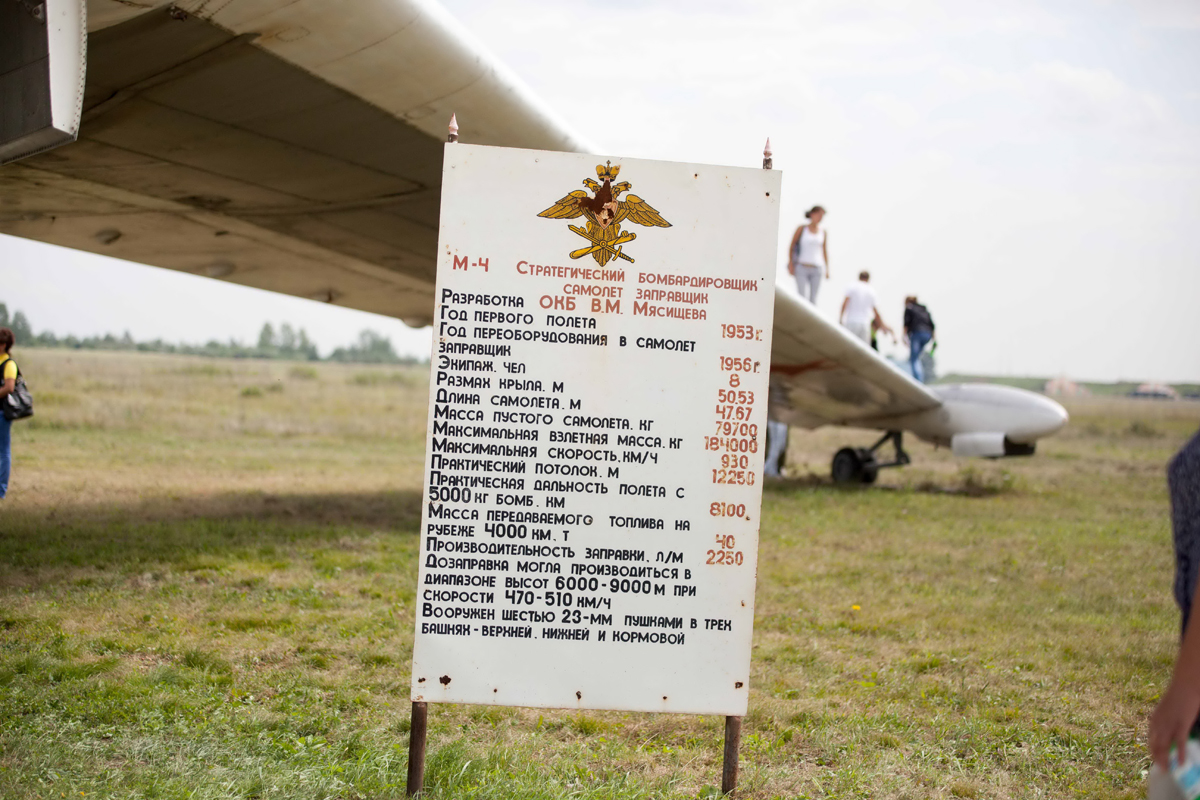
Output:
[0, 357, 34, 421]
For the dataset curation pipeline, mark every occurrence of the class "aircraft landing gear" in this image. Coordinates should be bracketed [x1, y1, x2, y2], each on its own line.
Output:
[831, 430, 910, 485]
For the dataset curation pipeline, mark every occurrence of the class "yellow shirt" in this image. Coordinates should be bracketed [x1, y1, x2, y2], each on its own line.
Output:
[1, 355, 15, 381]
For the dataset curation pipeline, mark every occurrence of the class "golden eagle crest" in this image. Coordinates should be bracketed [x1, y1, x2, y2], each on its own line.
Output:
[537, 161, 671, 266]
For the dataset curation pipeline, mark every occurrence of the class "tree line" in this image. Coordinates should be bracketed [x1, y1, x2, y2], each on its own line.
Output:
[0, 302, 423, 364]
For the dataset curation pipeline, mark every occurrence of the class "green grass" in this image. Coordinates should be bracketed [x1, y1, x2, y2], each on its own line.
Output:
[0, 349, 1197, 798]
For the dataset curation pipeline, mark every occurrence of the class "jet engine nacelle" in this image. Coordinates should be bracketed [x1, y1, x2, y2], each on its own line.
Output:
[951, 432, 1036, 459]
[0, 0, 87, 165]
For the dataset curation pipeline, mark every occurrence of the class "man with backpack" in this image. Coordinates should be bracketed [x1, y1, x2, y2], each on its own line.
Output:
[903, 296, 936, 384]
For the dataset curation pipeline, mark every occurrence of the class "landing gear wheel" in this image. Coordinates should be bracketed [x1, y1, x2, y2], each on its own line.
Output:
[832, 431, 908, 485]
[859, 453, 879, 485]
[832, 447, 863, 484]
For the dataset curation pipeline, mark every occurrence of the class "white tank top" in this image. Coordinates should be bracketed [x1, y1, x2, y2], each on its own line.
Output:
[796, 226, 826, 269]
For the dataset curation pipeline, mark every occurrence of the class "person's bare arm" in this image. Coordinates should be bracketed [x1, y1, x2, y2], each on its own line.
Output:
[823, 233, 829, 279]
[1151, 581, 1200, 769]
[0, 377, 13, 400]
[872, 308, 892, 336]
[839, 297, 849, 324]
[787, 227, 803, 275]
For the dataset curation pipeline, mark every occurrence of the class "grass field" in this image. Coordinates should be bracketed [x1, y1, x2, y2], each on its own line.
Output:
[1, 348, 1198, 799]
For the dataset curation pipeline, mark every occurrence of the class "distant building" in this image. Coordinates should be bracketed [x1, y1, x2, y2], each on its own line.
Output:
[1044, 377, 1089, 397]
[1131, 383, 1180, 400]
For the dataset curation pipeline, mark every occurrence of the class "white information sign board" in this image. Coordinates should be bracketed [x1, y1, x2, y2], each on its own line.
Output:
[411, 144, 780, 716]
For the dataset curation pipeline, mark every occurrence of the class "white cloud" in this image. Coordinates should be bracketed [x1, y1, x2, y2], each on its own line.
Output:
[1029, 62, 1171, 132]
[863, 94, 922, 129]
[1131, 0, 1200, 30]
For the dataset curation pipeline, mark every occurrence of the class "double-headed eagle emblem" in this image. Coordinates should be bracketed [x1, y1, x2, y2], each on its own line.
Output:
[537, 162, 671, 266]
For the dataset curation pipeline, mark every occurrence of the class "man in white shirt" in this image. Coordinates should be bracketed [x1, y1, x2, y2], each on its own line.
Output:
[840, 271, 892, 345]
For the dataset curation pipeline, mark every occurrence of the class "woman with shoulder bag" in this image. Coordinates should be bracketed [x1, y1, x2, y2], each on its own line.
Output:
[0, 327, 18, 499]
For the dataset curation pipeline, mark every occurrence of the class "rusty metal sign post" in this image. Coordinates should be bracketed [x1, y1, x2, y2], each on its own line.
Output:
[406, 119, 780, 796]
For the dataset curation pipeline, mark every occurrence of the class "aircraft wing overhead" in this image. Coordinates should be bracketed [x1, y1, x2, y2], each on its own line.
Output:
[769, 289, 942, 429]
[0, 0, 593, 327]
[2, 0, 938, 434]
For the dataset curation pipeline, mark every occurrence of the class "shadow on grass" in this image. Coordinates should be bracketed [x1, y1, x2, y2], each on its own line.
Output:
[762, 472, 1016, 498]
[762, 474, 830, 490]
[0, 489, 423, 572]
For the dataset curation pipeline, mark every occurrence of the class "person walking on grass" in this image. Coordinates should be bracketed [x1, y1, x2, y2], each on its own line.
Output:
[787, 206, 829, 304]
[904, 295, 936, 383]
[0, 327, 17, 500]
[840, 271, 891, 346]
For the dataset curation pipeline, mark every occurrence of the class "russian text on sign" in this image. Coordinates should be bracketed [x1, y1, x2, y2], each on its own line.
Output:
[412, 144, 779, 715]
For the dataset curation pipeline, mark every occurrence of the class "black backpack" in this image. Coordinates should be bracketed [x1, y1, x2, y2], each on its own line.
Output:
[906, 303, 934, 333]
[0, 357, 33, 421]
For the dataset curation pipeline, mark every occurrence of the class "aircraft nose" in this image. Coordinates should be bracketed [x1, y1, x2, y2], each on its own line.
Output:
[1038, 398, 1069, 437]
[1004, 392, 1070, 444]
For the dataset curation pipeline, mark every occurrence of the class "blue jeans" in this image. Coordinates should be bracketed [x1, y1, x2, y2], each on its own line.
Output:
[0, 416, 10, 499]
[764, 420, 788, 477]
[795, 265, 823, 304]
[909, 329, 933, 383]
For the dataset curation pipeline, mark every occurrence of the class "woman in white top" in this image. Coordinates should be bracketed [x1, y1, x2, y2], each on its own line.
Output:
[787, 205, 828, 303]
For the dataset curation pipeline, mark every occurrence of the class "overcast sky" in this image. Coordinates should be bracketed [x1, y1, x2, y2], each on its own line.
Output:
[2, 0, 1197, 381]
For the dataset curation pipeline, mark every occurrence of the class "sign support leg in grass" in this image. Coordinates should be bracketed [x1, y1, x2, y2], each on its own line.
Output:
[407, 701, 428, 796]
[722, 715, 742, 794]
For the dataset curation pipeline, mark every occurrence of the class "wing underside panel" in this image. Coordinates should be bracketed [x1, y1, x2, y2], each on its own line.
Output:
[1, 0, 594, 326]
